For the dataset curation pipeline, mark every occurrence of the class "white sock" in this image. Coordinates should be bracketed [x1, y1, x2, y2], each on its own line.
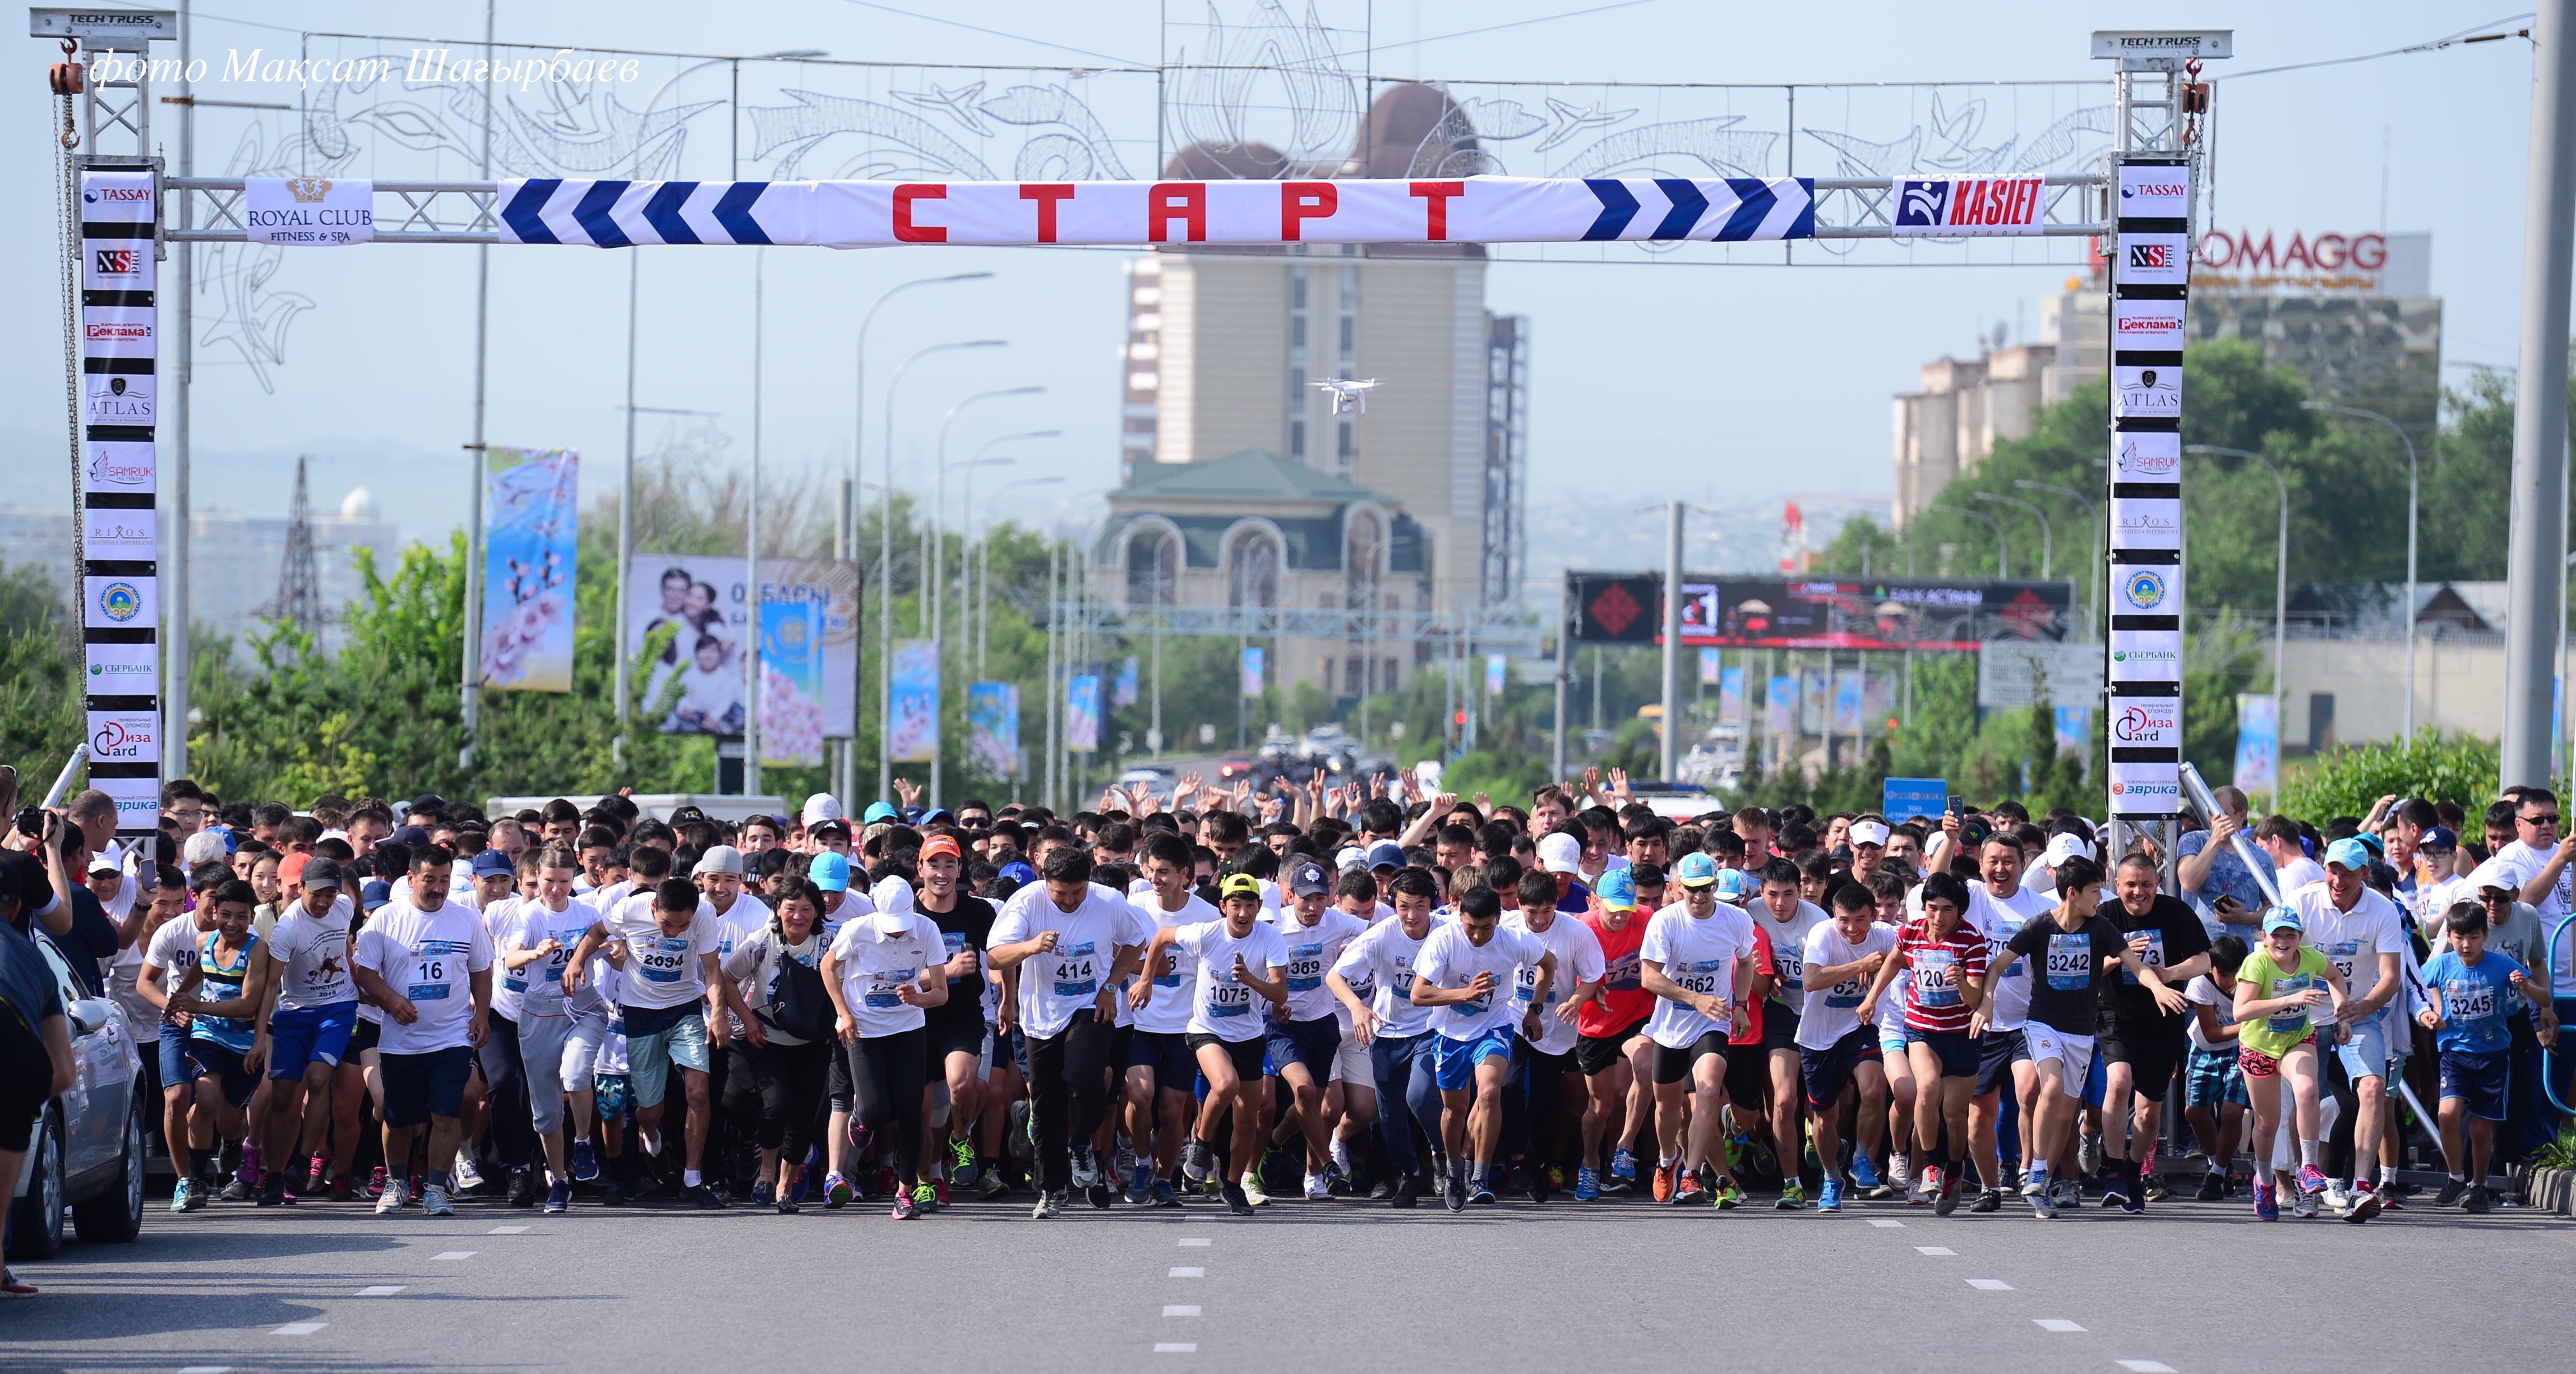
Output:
[683, 1168, 703, 1187]
[1329, 1138, 1352, 1173]
[2297, 1139, 2320, 1169]
[2379, 1165, 2398, 1187]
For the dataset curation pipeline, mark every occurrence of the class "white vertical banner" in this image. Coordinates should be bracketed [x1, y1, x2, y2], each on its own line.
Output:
[2105, 156, 2189, 820]
[80, 165, 160, 840]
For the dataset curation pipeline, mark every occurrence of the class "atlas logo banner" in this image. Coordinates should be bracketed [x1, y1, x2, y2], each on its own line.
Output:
[84, 374, 155, 427]
[2116, 232, 2190, 287]
[81, 239, 155, 291]
[2117, 165, 2190, 219]
[2111, 298, 2185, 353]
[87, 711, 160, 764]
[2113, 695, 2183, 749]
[86, 441, 155, 492]
[2113, 365, 2181, 418]
[77, 169, 154, 224]
[84, 575, 155, 629]
[1889, 176, 2046, 237]
[2112, 431, 2181, 482]
[83, 507, 156, 558]
[2111, 496, 2183, 552]
[85, 641, 158, 688]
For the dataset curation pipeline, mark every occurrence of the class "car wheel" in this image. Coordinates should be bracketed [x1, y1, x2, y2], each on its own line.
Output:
[7, 1106, 65, 1260]
[72, 1100, 145, 1242]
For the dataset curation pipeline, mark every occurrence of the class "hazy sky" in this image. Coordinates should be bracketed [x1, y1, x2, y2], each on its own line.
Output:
[1, 1, 2549, 560]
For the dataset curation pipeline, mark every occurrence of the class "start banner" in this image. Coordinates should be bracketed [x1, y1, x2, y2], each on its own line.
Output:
[492, 174, 1818, 248]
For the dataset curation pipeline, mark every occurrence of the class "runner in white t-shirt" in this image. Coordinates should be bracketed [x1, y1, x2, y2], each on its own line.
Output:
[350, 848, 494, 1218]
[1134, 873, 1287, 1216]
[566, 875, 749, 1209]
[1798, 883, 1897, 1212]
[1328, 866, 1446, 1207]
[1414, 885, 1556, 1211]
[1747, 859, 1830, 1209]
[257, 859, 359, 1206]
[2290, 838, 2409, 1219]
[821, 893, 948, 1221]
[988, 850, 1152, 1218]
[1960, 834, 2058, 1207]
[1261, 859, 1372, 1201]
[1638, 852, 1756, 1207]
[500, 845, 607, 1214]
[1501, 866, 1605, 1204]
[1121, 832, 1217, 1207]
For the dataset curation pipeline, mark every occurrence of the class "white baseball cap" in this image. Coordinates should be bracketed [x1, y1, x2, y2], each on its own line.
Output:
[801, 793, 844, 827]
[1536, 832, 1582, 875]
[1848, 820, 1890, 847]
[2041, 832, 2098, 869]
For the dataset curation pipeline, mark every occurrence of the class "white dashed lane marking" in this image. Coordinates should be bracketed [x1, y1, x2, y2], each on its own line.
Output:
[1177, 1238, 1211, 1246]
[1163, 1306, 1201, 1317]
[2116, 1363, 2177, 1372]
[2034, 1320, 2088, 1333]
[178, 1366, 233, 1373]
[1965, 1279, 2013, 1291]
[1914, 1246, 1955, 1256]
[270, 1322, 327, 1336]
[357, 1285, 406, 1297]
[1867, 1219, 1905, 1228]
[490, 1225, 529, 1234]
[1169, 1266, 1205, 1278]
[1154, 1344, 1198, 1354]
[432, 1251, 477, 1260]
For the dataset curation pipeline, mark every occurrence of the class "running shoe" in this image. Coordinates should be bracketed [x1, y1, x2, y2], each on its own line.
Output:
[2117, 1181, 2147, 1215]
[2021, 1173, 2047, 1198]
[2052, 1177, 2083, 1211]
[892, 1193, 922, 1221]
[1305, 1172, 1332, 1202]
[1328, 1160, 1355, 1197]
[1031, 1189, 1067, 1219]
[304, 1152, 331, 1195]
[913, 1182, 940, 1214]
[373, 1175, 407, 1214]
[2433, 1178, 2468, 1208]
[238, 1146, 262, 1190]
[1391, 1173, 1422, 1209]
[1573, 1168, 1601, 1202]
[2078, 1133, 2103, 1177]
[2321, 1179, 2352, 1214]
[1933, 1169, 1963, 1216]
[976, 1170, 1009, 1201]
[1888, 1152, 1912, 1196]
[1849, 1154, 1885, 1195]
[422, 1182, 455, 1217]
[1127, 1165, 1156, 1207]
[776, 1188, 800, 1215]
[2291, 1189, 2319, 1220]
[219, 1174, 252, 1202]
[0, 1267, 34, 1298]
[1180, 1139, 1215, 1186]
[1114, 1138, 1137, 1183]
[2296, 1164, 2330, 1197]
[824, 1171, 853, 1208]
[2030, 1183, 2060, 1220]
[1153, 1180, 1183, 1208]
[1817, 1178, 1843, 1212]
[170, 1177, 196, 1214]
[367, 1165, 388, 1199]
[1608, 1148, 1639, 1193]
[684, 1182, 723, 1210]
[1909, 1165, 1938, 1206]
[1672, 1174, 1708, 1206]
[1652, 1162, 1676, 1203]
[329, 1172, 356, 1203]
[453, 1155, 485, 1192]
[1776, 1182, 1808, 1210]
[1070, 1146, 1104, 1191]
[1710, 1177, 1744, 1210]
[544, 1180, 572, 1214]
[1443, 1166, 1467, 1213]
[1224, 1182, 1258, 1216]
[572, 1140, 600, 1183]
[2143, 1177, 2172, 1202]
[753, 1180, 775, 1207]
[1240, 1172, 1271, 1207]
[2345, 1180, 2383, 1223]
[1468, 1169, 1497, 1206]
[1086, 1177, 1114, 1210]
[949, 1137, 980, 1185]
[2195, 1170, 2227, 1202]
[2098, 1173, 2130, 1210]
[2252, 1181, 2279, 1221]
[2463, 1186, 2494, 1214]
[1523, 1166, 1548, 1205]
[1970, 1188, 2002, 1213]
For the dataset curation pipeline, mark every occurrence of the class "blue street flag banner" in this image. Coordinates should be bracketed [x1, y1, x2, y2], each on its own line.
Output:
[889, 639, 940, 764]
[2054, 707, 2091, 776]
[1766, 676, 1797, 737]
[1831, 670, 1864, 735]
[1486, 654, 1507, 698]
[758, 595, 825, 768]
[1067, 675, 1102, 753]
[1882, 777, 1947, 824]
[968, 681, 1020, 778]
[492, 176, 1817, 248]
[2233, 694, 2279, 795]
[1719, 667, 1745, 722]
[1241, 647, 1266, 699]
[1114, 656, 1138, 709]
[1698, 648, 1720, 686]
[479, 446, 577, 693]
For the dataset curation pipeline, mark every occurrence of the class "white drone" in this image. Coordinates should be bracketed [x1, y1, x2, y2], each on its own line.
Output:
[1314, 377, 1378, 414]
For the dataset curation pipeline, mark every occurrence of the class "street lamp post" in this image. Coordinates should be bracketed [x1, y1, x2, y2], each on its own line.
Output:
[2187, 444, 2290, 775]
[2306, 401, 2420, 739]
[1931, 502, 2008, 580]
[981, 474, 1064, 675]
[931, 387, 1045, 807]
[2014, 479, 2101, 634]
[958, 429, 1061, 670]
[878, 340, 1005, 805]
[1973, 491, 2052, 579]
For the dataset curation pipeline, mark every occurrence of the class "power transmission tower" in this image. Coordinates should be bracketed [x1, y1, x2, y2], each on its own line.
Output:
[270, 455, 325, 633]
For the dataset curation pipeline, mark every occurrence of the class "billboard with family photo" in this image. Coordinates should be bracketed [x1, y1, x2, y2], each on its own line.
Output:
[626, 556, 861, 764]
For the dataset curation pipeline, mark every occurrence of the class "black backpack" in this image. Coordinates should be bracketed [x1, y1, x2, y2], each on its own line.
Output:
[765, 943, 833, 1043]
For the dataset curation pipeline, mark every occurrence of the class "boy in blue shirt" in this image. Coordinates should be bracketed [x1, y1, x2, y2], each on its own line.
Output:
[2417, 901, 2548, 1212]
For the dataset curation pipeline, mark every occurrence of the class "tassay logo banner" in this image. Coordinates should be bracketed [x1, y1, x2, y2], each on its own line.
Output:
[2117, 165, 2190, 219]
[78, 170, 154, 224]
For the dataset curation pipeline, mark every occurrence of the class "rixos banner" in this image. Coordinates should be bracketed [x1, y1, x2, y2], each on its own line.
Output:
[492, 175, 1818, 247]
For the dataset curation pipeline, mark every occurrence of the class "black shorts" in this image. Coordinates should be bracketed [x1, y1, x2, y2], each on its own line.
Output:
[927, 1013, 987, 1067]
[1127, 1028, 1197, 1086]
[1799, 1027, 1878, 1112]
[1760, 1000, 1801, 1051]
[1575, 1017, 1649, 1076]
[1725, 1036, 1784, 1110]
[2100, 1020, 2186, 1097]
[381, 1044, 474, 1128]
[1263, 1014, 1338, 1078]
[1652, 1031, 1728, 1086]
[0, 1017, 49, 1152]
[348, 1015, 382, 1056]
[1975, 1026, 2031, 1098]
[1107, 1022, 1134, 1077]
[184, 1039, 261, 1110]
[1185, 1031, 1265, 1085]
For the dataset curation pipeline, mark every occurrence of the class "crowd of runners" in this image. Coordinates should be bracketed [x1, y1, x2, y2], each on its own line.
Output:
[4, 773, 2569, 1257]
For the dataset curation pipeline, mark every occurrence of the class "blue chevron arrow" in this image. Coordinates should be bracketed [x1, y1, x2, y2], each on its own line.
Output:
[500, 178, 561, 244]
[1650, 178, 1707, 240]
[1715, 178, 1775, 242]
[713, 183, 771, 245]
[642, 182, 700, 244]
[573, 180, 633, 248]
[1580, 179, 1638, 241]
[1784, 180, 1816, 239]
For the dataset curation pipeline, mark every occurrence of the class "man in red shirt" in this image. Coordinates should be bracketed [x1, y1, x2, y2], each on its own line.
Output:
[1575, 867, 1654, 1198]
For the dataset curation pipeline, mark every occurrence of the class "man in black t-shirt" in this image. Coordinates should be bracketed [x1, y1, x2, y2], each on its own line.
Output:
[2095, 854, 2214, 1208]
[916, 833, 1000, 1197]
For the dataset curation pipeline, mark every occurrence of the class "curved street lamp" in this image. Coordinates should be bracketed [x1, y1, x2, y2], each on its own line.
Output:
[2188, 444, 2291, 776]
[1930, 502, 2008, 580]
[2305, 400, 2420, 738]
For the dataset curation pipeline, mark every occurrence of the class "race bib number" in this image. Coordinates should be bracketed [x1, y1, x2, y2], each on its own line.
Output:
[1513, 963, 1553, 1006]
[1206, 979, 1253, 1019]
[2446, 982, 2497, 1023]
[1675, 958, 1725, 997]
[2044, 933, 2093, 992]
[1772, 944, 1805, 994]
[2319, 938, 2362, 982]
[1286, 943, 1325, 993]
[2121, 930, 2165, 985]
[502, 971, 528, 993]
[2266, 974, 2321, 1033]
[864, 968, 916, 1009]
[639, 935, 691, 984]
[1604, 952, 1641, 991]
[408, 951, 454, 1003]
[1153, 950, 1185, 990]
[1051, 941, 1099, 999]
[1913, 949, 1960, 1008]
[1823, 976, 1864, 1010]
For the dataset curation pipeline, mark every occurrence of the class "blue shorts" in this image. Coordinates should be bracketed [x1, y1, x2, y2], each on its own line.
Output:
[622, 1002, 710, 1111]
[1264, 1015, 1339, 1080]
[381, 1044, 474, 1128]
[1903, 1026, 1978, 1080]
[2438, 1048, 2509, 1121]
[2183, 1045, 2248, 1109]
[156, 1029, 193, 1092]
[266, 1002, 359, 1077]
[1432, 1029, 1515, 1092]
[1127, 1028, 1197, 1086]
[2333, 1014, 2394, 1082]
[2082, 1038, 2108, 1108]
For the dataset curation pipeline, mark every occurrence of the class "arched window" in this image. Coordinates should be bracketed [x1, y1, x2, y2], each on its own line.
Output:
[1125, 525, 1179, 607]
[1227, 527, 1281, 610]
[1344, 510, 1383, 605]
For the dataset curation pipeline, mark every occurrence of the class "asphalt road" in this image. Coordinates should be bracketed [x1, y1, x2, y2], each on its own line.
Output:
[6, 1183, 2570, 1374]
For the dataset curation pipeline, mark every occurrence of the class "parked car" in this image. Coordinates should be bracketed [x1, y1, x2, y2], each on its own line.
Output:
[1216, 750, 1260, 781]
[8, 926, 147, 1257]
